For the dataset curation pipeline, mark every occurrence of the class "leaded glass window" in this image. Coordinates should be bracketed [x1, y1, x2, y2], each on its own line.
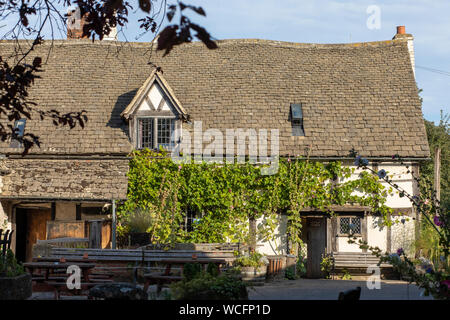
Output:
[137, 117, 176, 151]
[157, 118, 176, 150]
[138, 118, 154, 149]
[339, 216, 361, 235]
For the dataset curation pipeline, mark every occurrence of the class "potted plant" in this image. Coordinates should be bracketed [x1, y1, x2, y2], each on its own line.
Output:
[122, 208, 154, 247]
[234, 252, 269, 285]
[0, 249, 32, 300]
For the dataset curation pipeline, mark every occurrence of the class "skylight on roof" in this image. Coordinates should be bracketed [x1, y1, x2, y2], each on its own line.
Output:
[291, 103, 303, 120]
[290, 103, 305, 136]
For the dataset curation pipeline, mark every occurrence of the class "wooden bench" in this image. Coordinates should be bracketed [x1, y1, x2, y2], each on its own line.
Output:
[331, 252, 394, 279]
[44, 281, 99, 300]
[143, 273, 183, 293]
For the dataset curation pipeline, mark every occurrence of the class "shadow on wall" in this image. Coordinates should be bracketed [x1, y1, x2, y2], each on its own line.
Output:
[256, 215, 288, 256]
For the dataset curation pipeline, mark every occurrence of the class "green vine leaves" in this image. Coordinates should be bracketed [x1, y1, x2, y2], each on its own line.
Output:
[117, 150, 394, 247]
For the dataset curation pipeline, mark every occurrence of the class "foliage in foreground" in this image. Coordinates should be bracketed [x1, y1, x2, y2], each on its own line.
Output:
[0, 250, 25, 277]
[171, 268, 248, 300]
[350, 152, 449, 300]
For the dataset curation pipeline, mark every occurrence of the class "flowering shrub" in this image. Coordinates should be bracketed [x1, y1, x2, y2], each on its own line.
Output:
[349, 151, 449, 300]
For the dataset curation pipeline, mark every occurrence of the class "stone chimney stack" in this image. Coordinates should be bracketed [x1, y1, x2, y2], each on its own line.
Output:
[393, 25, 415, 78]
[67, 6, 117, 41]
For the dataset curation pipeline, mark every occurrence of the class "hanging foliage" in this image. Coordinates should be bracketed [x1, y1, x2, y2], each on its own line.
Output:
[117, 149, 394, 248]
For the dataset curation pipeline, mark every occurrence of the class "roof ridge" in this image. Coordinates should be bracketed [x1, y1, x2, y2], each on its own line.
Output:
[0, 38, 407, 50]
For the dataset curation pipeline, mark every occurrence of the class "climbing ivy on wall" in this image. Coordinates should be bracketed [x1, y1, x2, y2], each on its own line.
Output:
[117, 149, 394, 251]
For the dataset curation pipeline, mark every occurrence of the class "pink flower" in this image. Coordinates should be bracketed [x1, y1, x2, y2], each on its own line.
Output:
[230, 205, 234, 210]
[441, 280, 450, 290]
[178, 165, 182, 171]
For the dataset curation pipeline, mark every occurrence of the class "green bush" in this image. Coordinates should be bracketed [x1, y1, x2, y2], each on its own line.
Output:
[183, 263, 202, 281]
[206, 262, 220, 277]
[170, 271, 248, 300]
[296, 255, 307, 277]
[234, 252, 267, 268]
[0, 250, 25, 277]
[320, 254, 333, 279]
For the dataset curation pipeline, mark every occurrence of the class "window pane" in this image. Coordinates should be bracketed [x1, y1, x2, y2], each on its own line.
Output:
[351, 217, 361, 234]
[340, 217, 350, 234]
[139, 118, 153, 149]
[157, 118, 175, 150]
[340, 217, 361, 234]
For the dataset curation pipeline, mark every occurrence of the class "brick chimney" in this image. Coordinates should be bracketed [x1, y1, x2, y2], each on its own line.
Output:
[67, 6, 117, 41]
[393, 25, 415, 77]
[67, 7, 88, 39]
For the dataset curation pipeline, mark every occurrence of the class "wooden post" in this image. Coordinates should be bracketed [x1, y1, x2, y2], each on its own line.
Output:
[112, 200, 117, 249]
[249, 216, 256, 253]
[434, 147, 441, 202]
[88, 220, 102, 249]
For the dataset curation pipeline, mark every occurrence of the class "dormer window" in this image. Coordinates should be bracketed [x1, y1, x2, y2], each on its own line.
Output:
[10, 118, 26, 148]
[290, 103, 305, 136]
[137, 117, 176, 151]
[121, 71, 187, 152]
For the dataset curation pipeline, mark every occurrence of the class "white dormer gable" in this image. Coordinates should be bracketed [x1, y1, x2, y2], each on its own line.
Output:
[121, 70, 187, 119]
[121, 70, 188, 151]
[137, 82, 176, 113]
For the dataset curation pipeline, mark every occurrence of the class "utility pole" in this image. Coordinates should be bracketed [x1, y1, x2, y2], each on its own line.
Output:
[434, 147, 441, 203]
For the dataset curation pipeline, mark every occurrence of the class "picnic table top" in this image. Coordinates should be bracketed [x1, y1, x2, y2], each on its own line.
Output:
[33, 257, 97, 263]
[159, 258, 227, 264]
[23, 262, 96, 269]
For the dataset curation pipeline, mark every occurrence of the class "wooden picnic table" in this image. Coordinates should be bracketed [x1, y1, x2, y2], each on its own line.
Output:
[143, 258, 228, 293]
[32, 257, 98, 264]
[24, 261, 96, 282]
[159, 258, 227, 274]
[24, 261, 99, 300]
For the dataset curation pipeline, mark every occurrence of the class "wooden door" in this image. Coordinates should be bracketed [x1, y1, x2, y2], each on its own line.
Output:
[26, 209, 52, 261]
[306, 217, 327, 278]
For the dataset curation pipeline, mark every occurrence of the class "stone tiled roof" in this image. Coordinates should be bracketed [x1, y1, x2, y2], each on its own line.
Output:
[0, 38, 429, 158]
[0, 158, 129, 200]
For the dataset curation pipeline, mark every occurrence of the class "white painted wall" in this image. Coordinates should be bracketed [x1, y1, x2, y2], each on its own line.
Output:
[256, 161, 417, 255]
[256, 214, 288, 255]
[338, 236, 362, 252]
[391, 216, 416, 256]
[367, 216, 388, 252]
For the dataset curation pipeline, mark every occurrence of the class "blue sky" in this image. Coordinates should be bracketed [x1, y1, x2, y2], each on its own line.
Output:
[119, 0, 450, 124]
[3, 1, 449, 123]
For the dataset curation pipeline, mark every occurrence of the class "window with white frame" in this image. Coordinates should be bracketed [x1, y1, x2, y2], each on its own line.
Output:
[137, 117, 176, 151]
[339, 216, 362, 235]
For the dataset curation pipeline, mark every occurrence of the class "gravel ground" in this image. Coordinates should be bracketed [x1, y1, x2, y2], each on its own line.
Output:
[248, 278, 434, 300]
[28, 279, 434, 300]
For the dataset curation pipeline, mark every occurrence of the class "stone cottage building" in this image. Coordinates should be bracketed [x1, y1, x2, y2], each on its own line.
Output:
[0, 25, 429, 276]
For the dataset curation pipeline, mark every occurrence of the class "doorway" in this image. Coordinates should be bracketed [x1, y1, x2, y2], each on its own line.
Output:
[15, 207, 52, 262]
[306, 217, 327, 278]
